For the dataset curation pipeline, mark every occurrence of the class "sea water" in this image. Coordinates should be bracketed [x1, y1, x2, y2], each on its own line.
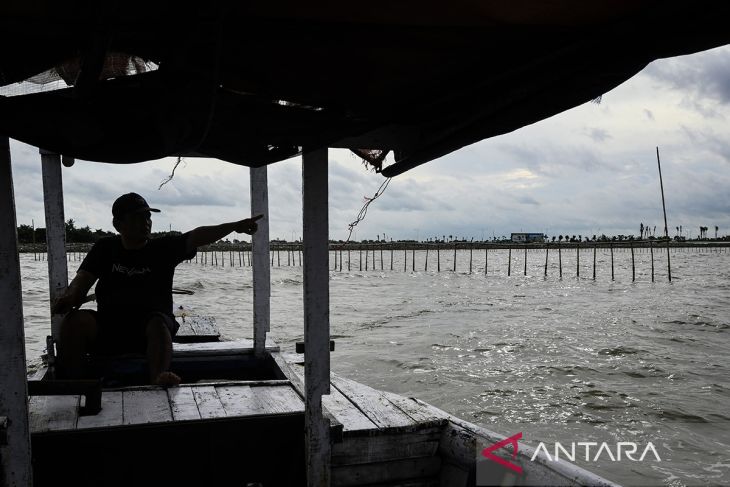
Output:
[19, 247, 730, 486]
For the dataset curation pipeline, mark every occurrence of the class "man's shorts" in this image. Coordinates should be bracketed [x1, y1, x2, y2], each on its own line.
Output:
[82, 310, 180, 355]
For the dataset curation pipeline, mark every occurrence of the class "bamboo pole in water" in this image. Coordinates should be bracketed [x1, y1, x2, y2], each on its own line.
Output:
[576, 245, 580, 279]
[558, 245, 562, 279]
[631, 242, 636, 282]
[380, 245, 384, 271]
[403, 248, 407, 272]
[610, 243, 614, 281]
[508, 248, 512, 276]
[485, 248, 488, 276]
[469, 243, 473, 274]
[437, 245, 440, 272]
[656, 147, 672, 282]
[425, 246, 429, 271]
[524, 246, 527, 276]
[453, 243, 457, 272]
[412, 247, 415, 272]
[544, 246, 548, 277]
[593, 245, 596, 280]
[650, 240, 655, 282]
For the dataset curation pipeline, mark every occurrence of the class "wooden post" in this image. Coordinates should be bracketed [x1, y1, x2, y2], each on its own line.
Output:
[412, 247, 415, 272]
[359, 247, 362, 271]
[403, 248, 407, 272]
[650, 240, 655, 282]
[0, 136, 33, 486]
[302, 148, 331, 486]
[250, 166, 271, 356]
[390, 246, 393, 271]
[424, 246, 429, 271]
[507, 247, 511, 276]
[544, 246, 548, 277]
[592, 245, 596, 280]
[437, 245, 440, 272]
[485, 248, 488, 276]
[629, 242, 636, 282]
[365, 246, 368, 271]
[469, 243, 473, 274]
[347, 248, 350, 271]
[576, 245, 580, 279]
[453, 244, 457, 272]
[610, 243, 614, 281]
[523, 246, 527, 276]
[380, 245, 383, 270]
[40, 150, 69, 341]
[558, 244, 562, 279]
[656, 148, 672, 281]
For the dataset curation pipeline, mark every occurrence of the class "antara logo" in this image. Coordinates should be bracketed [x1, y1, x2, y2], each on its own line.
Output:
[531, 441, 661, 462]
[481, 432, 524, 474]
[112, 263, 152, 276]
[481, 433, 662, 473]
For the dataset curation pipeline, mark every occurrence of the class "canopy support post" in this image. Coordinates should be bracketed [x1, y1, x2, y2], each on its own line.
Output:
[40, 150, 69, 341]
[0, 136, 33, 486]
[250, 166, 270, 356]
[302, 148, 331, 486]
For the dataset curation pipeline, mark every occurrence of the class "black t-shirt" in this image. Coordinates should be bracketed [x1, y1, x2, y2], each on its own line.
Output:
[79, 234, 196, 318]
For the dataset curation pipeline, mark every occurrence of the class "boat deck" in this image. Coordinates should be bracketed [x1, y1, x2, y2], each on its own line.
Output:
[28, 340, 451, 486]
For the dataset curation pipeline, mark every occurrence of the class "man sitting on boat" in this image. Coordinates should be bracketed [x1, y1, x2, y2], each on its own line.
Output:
[51, 192, 262, 386]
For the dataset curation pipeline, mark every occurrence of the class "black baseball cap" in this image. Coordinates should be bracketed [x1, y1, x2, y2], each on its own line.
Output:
[112, 193, 160, 219]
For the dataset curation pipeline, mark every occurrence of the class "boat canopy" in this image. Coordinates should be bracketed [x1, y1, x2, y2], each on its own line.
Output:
[1, 1, 729, 176]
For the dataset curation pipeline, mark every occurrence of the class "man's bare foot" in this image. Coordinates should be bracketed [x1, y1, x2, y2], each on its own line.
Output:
[153, 371, 181, 386]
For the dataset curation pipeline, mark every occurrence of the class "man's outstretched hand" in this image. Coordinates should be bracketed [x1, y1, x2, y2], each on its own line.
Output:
[234, 214, 264, 235]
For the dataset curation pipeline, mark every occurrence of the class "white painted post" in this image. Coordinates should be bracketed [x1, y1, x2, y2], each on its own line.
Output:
[40, 150, 69, 341]
[302, 148, 331, 486]
[250, 166, 270, 356]
[0, 136, 33, 486]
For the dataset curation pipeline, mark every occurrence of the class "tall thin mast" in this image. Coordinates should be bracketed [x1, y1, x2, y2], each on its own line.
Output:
[656, 147, 671, 282]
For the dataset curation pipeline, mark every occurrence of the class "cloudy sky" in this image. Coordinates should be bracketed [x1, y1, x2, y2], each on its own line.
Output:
[8, 45, 730, 242]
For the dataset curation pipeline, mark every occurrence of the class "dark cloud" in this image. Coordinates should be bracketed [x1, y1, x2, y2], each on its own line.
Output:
[645, 46, 730, 110]
[585, 127, 611, 143]
[516, 195, 540, 206]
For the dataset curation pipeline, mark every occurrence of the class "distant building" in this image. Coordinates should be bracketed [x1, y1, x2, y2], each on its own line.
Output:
[511, 232, 544, 243]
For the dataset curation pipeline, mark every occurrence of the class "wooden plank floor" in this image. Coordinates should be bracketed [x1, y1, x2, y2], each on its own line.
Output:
[281, 356, 446, 434]
[30, 349, 445, 438]
[29, 381, 303, 434]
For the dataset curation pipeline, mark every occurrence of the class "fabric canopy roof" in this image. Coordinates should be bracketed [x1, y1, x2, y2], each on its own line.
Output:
[1, 1, 729, 176]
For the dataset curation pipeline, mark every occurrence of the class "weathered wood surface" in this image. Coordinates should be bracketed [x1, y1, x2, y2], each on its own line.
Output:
[250, 165, 271, 355]
[40, 150, 68, 340]
[167, 386, 201, 421]
[174, 316, 220, 342]
[192, 385, 227, 419]
[331, 456, 441, 486]
[271, 352, 346, 438]
[0, 136, 32, 486]
[76, 391, 123, 429]
[331, 426, 441, 466]
[171, 338, 279, 356]
[30, 382, 304, 433]
[302, 147, 331, 486]
[28, 395, 79, 433]
[284, 359, 374, 432]
[330, 375, 415, 429]
[122, 389, 172, 425]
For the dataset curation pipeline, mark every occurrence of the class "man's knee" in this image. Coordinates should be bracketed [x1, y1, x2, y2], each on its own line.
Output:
[59, 310, 97, 341]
